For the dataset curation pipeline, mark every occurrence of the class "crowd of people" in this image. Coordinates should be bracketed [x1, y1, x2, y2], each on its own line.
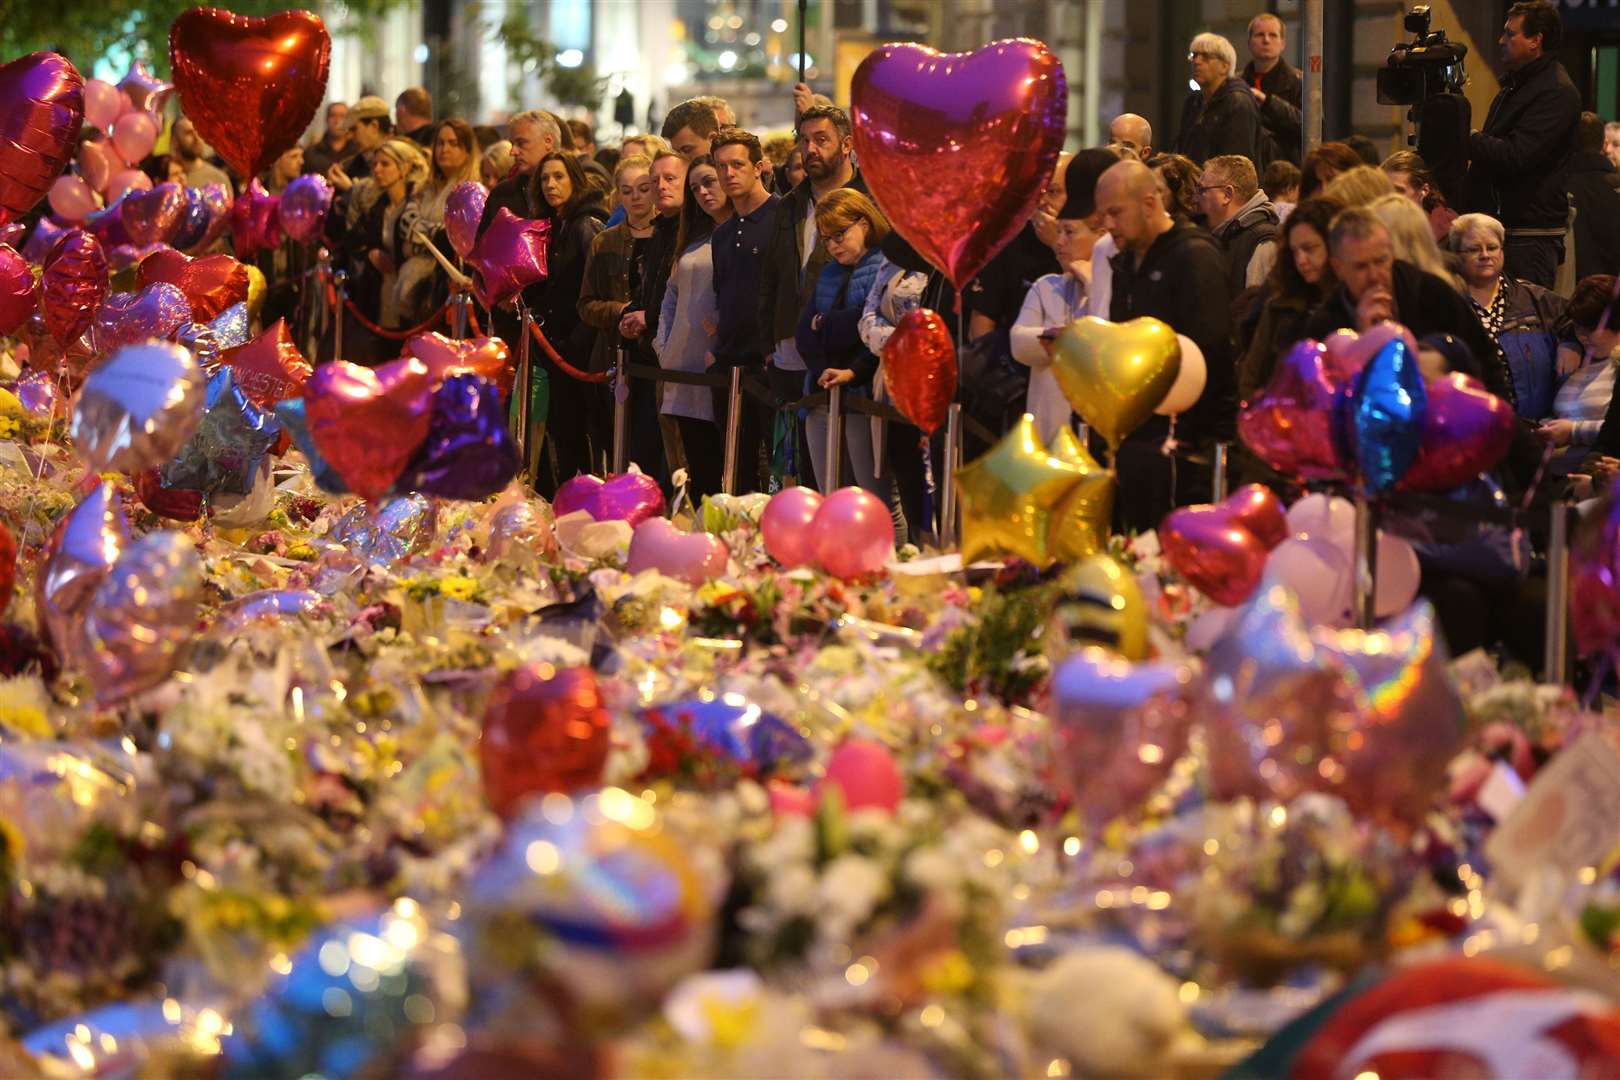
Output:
[144, 0, 1616, 672]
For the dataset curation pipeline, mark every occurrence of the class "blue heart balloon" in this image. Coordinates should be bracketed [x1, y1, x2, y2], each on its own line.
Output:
[272, 396, 349, 494]
[1348, 337, 1427, 493]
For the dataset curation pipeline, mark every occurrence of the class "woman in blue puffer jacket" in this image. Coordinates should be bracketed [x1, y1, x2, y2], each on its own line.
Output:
[796, 188, 891, 498]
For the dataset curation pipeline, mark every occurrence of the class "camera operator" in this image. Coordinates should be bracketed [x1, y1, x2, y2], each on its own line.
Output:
[1466, 0, 1580, 289]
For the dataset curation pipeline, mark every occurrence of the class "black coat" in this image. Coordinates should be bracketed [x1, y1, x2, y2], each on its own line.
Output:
[1567, 150, 1620, 281]
[535, 205, 608, 358]
[1467, 55, 1581, 230]
[476, 170, 536, 237]
[1174, 77, 1262, 166]
[1109, 220, 1234, 442]
[1243, 59, 1303, 167]
[757, 168, 867, 357]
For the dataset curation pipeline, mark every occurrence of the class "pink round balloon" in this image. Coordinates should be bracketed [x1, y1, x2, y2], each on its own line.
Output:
[48, 174, 98, 222]
[820, 739, 903, 813]
[444, 181, 487, 260]
[78, 139, 113, 193]
[1264, 535, 1353, 628]
[106, 168, 152, 204]
[110, 111, 157, 164]
[760, 485, 824, 568]
[83, 78, 121, 134]
[809, 487, 893, 579]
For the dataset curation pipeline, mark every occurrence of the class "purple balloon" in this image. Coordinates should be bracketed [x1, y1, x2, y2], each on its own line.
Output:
[198, 182, 233, 247]
[12, 368, 61, 419]
[92, 281, 192, 353]
[107, 241, 169, 272]
[553, 469, 665, 526]
[120, 181, 186, 245]
[394, 373, 517, 499]
[229, 177, 280, 259]
[278, 173, 332, 245]
[444, 181, 487, 260]
[172, 187, 211, 252]
[83, 196, 132, 249]
[23, 215, 68, 262]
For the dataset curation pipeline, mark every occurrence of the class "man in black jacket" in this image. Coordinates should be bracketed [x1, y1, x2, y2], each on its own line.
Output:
[476, 111, 562, 235]
[1242, 13, 1302, 168]
[1095, 159, 1233, 531]
[1567, 112, 1620, 281]
[1466, 1, 1581, 288]
[1175, 32, 1262, 166]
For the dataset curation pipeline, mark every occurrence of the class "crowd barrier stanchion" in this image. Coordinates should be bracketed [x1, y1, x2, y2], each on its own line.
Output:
[722, 367, 743, 495]
[452, 289, 470, 339]
[940, 403, 963, 547]
[612, 346, 630, 475]
[1211, 442, 1229, 502]
[824, 384, 844, 491]
[514, 304, 533, 473]
[1351, 494, 1379, 629]
[332, 270, 347, 361]
[1545, 500, 1571, 682]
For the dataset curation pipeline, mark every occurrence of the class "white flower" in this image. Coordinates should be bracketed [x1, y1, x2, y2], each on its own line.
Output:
[817, 853, 889, 931]
[765, 863, 819, 917]
[903, 847, 960, 894]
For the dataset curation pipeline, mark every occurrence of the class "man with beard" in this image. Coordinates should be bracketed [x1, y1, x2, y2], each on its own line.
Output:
[171, 115, 231, 192]
[756, 103, 866, 482]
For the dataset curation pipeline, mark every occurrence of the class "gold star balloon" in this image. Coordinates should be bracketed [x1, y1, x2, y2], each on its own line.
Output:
[1045, 426, 1116, 562]
[1051, 316, 1181, 452]
[955, 413, 1084, 566]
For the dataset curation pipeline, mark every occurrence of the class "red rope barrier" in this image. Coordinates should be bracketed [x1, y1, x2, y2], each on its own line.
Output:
[339, 293, 452, 340]
[466, 302, 482, 338]
[528, 319, 611, 383]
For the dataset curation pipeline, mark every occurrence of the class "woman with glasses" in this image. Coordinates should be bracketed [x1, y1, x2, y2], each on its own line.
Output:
[1174, 32, 1261, 166]
[1446, 212, 1574, 421]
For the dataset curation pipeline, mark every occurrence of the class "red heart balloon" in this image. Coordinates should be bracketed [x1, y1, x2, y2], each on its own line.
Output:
[0, 53, 84, 227]
[169, 8, 331, 180]
[1158, 497, 1272, 607]
[40, 229, 108, 347]
[0, 519, 15, 614]
[305, 357, 435, 501]
[850, 39, 1066, 291]
[1237, 338, 1347, 482]
[120, 181, 187, 246]
[0, 243, 37, 336]
[480, 664, 611, 818]
[1397, 373, 1516, 493]
[404, 331, 514, 399]
[224, 318, 312, 409]
[137, 249, 249, 323]
[133, 468, 204, 522]
[1223, 483, 1289, 550]
[882, 308, 956, 436]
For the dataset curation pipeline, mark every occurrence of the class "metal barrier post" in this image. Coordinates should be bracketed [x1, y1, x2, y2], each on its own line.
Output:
[1545, 500, 1571, 683]
[310, 248, 331, 360]
[514, 304, 533, 472]
[612, 346, 630, 474]
[452, 289, 469, 339]
[722, 367, 743, 495]
[333, 269, 347, 361]
[1211, 442, 1229, 502]
[1351, 495, 1379, 629]
[940, 403, 963, 547]
[1077, 422, 1091, 448]
[824, 384, 843, 491]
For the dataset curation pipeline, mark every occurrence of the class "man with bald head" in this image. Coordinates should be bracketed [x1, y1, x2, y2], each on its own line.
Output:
[1108, 114, 1153, 160]
[1094, 159, 1233, 530]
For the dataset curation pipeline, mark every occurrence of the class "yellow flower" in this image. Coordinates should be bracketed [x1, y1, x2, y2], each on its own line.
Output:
[919, 949, 975, 994]
[437, 575, 482, 603]
[0, 416, 18, 440]
[0, 387, 22, 419]
[0, 677, 52, 738]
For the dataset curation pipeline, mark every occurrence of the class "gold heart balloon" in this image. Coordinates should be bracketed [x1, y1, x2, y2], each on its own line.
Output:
[1052, 316, 1182, 452]
[1045, 426, 1115, 561]
[955, 413, 1085, 566]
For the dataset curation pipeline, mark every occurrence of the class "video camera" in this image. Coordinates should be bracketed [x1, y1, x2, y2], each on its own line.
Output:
[1377, 5, 1469, 106]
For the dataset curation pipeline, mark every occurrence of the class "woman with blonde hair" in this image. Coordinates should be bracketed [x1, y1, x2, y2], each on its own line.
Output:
[797, 187, 893, 500]
[343, 137, 428, 343]
[396, 119, 480, 325]
[479, 140, 513, 188]
[1371, 193, 1458, 287]
[1321, 164, 1395, 208]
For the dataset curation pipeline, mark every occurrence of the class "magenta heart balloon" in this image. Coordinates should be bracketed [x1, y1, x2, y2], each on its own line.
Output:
[1397, 373, 1516, 493]
[0, 243, 36, 336]
[229, 177, 281, 259]
[198, 182, 234, 247]
[1238, 338, 1347, 482]
[107, 241, 169, 273]
[40, 229, 109, 346]
[849, 39, 1066, 291]
[1322, 322, 1420, 386]
[625, 517, 728, 585]
[553, 471, 665, 527]
[0, 52, 85, 227]
[120, 181, 187, 245]
[92, 282, 192, 353]
[278, 172, 332, 244]
[445, 181, 487, 260]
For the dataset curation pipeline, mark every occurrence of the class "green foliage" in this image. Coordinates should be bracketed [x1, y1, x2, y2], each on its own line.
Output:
[495, 8, 607, 109]
[927, 582, 1056, 704]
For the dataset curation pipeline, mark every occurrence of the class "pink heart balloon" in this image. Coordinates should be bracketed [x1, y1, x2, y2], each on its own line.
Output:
[92, 282, 192, 353]
[760, 486, 824, 568]
[1397, 373, 1517, 493]
[0, 52, 85, 227]
[849, 39, 1066, 291]
[305, 357, 436, 501]
[1237, 338, 1347, 482]
[1322, 322, 1419, 385]
[625, 517, 728, 585]
[120, 181, 187, 245]
[1223, 483, 1289, 550]
[40, 229, 108, 346]
[229, 177, 281, 259]
[553, 471, 665, 527]
[1158, 499, 1272, 607]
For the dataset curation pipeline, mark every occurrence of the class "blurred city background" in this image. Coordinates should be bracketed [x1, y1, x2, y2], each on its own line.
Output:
[7, 1, 1620, 153]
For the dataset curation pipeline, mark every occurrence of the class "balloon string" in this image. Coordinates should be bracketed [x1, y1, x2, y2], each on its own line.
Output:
[921, 436, 935, 545]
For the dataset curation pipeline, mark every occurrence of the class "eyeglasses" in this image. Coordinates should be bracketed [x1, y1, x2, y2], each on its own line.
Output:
[825, 223, 862, 246]
[1458, 243, 1503, 257]
[1196, 183, 1232, 195]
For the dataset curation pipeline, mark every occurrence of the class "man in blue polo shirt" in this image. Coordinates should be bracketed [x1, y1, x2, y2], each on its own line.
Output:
[710, 127, 781, 492]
